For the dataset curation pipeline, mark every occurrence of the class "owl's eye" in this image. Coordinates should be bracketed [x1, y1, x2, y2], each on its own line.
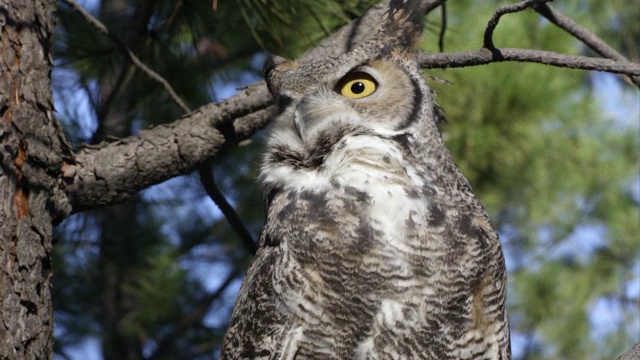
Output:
[338, 73, 377, 99]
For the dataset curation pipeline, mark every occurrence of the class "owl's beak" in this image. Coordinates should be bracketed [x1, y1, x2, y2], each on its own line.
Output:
[293, 107, 305, 142]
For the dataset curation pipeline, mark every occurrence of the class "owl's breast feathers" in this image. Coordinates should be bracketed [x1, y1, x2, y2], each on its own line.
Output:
[221, 132, 509, 359]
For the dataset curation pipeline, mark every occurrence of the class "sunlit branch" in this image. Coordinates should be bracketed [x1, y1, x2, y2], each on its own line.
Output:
[60, 0, 263, 240]
[419, 48, 640, 76]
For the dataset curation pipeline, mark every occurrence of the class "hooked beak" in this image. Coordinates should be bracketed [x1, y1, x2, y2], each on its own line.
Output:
[293, 107, 305, 142]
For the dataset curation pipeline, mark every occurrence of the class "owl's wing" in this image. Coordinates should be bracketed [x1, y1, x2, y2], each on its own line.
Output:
[219, 241, 292, 360]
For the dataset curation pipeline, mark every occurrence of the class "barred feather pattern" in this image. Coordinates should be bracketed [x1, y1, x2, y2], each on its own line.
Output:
[220, 3, 510, 358]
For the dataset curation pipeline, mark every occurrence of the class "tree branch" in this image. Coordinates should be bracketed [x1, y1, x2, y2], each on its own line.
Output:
[481, 0, 640, 86]
[438, 3, 447, 52]
[61, 0, 269, 251]
[198, 165, 257, 255]
[65, 82, 273, 213]
[419, 48, 640, 75]
[617, 343, 640, 360]
[483, 0, 550, 49]
[533, 3, 640, 86]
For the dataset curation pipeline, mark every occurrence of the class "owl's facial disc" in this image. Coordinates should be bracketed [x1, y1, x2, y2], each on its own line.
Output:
[291, 68, 381, 143]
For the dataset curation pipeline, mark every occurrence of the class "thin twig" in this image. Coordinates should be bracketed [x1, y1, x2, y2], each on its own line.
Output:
[484, 0, 550, 49]
[534, 3, 640, 86]
[438, 2, 447, 52]
[60, 0, 192, 113]
[535, 4, 627, 61]
[419, 48, 640, 76]
[198, 165, 258, 255]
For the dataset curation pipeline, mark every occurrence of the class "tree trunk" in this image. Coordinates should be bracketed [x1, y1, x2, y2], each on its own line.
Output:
[0, 0, 69, 358]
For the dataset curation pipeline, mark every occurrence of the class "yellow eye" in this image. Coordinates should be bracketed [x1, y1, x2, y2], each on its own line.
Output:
[338, 73, 377, 99]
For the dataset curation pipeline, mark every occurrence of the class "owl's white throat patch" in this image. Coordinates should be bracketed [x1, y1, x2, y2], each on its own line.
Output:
[261, 131, 418, 198]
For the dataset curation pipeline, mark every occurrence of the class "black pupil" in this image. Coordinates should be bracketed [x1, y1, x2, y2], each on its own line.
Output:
[351, 82, 365, 94]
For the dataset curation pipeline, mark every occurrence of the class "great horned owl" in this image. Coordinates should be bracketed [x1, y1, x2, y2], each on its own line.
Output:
[221, 1, 510, 359]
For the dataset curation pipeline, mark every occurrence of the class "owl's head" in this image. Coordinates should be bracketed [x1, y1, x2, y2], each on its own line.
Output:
[259, 1, 446, 193]
[268, 54, 433, 136]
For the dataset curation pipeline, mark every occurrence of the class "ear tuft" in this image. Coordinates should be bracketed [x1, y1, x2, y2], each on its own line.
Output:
[385, 0, 427, 49]
[263, 55, 289, 80]
[263, 55, 297, 95]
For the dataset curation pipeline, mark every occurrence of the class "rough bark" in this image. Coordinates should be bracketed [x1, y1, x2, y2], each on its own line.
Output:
[66, 83, 272, 213]
[0, 0, 70, 358]
[418, 48, 640, 74]
[617, 343, 640, 360]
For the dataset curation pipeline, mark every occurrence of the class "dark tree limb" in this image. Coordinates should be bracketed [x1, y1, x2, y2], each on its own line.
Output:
[198, 165, 257, 255]
[438, 3, 447, 52]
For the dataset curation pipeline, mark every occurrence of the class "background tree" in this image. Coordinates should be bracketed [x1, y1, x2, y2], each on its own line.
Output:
[0, 0, 637, 359]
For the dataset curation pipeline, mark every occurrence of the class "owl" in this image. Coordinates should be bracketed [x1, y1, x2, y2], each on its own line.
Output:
[220, 1, 510, 359]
